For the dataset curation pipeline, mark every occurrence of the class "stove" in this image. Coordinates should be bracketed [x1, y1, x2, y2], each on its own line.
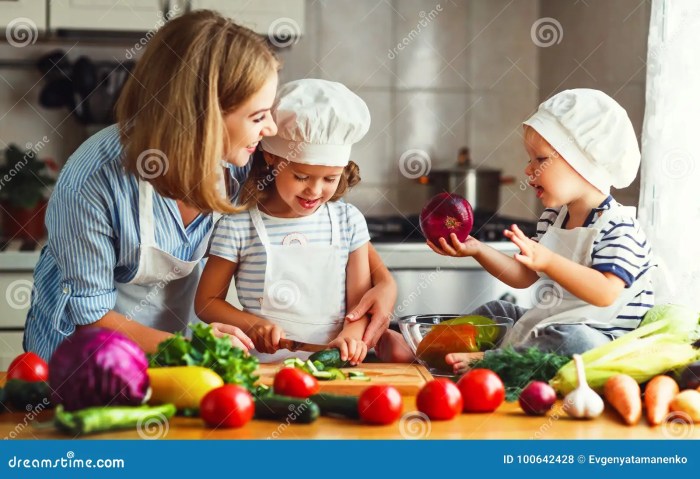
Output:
[366, 211, 538, 244]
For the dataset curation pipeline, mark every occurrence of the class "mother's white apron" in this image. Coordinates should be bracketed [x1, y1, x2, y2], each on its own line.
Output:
[249, 204, 345, 362]
[502, 203, 652, 347]
[113, 178, 222, 333]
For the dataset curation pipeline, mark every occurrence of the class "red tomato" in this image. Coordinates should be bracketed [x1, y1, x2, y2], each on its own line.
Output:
[200, 385, 254, 428]
[273, 367, 319, 398]
[7, 352, 49, 382]
[358, 385, 403, 425]
[416, 379, 463, 420]
[457, 368, 505, 413]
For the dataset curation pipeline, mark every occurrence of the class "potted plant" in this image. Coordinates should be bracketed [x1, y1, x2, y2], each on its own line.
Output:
[0, 144, 58, 242]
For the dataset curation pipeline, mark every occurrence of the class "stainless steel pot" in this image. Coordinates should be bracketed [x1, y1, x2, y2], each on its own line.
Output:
[425, 147, 514, 213]
[428, 167, 504, 213]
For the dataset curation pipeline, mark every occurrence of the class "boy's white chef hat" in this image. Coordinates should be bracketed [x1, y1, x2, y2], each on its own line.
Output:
[261, 79, 371, 167]
[523, 89, 640, 194]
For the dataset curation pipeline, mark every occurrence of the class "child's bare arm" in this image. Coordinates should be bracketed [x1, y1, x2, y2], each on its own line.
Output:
[506, 225, 625, 307]
[429, 233, 540, 288]
[195, 255, 285, 353]
[330, 243, 371, 363]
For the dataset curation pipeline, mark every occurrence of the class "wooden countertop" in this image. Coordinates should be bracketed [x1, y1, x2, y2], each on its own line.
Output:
[2, 372, 696, 440]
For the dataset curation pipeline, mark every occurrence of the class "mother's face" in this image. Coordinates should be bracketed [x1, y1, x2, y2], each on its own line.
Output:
[223, 73, 279, 167]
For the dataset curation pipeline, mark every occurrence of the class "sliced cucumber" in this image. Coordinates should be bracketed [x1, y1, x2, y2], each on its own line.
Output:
[312, 371, 334, 380]
[312, 360, 325, 371]
[325, 368, 346, 380]
[305, 360, 319, 374]
[348, 376, 371, 381]
[347, 370, 366, 378]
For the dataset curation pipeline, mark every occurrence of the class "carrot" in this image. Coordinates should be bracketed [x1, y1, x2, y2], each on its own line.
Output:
[644, 375, 679, 426]
[670, 390, 700, 423]
[604, 374, 642, 425]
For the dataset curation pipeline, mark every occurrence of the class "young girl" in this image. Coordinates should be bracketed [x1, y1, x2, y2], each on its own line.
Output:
[195, 79, 372, 363]
[380, 88, 656, 373]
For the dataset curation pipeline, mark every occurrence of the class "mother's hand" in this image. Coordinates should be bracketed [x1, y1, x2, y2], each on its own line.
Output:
[345, 278, 397, 349]
[210, 322, 255, 352]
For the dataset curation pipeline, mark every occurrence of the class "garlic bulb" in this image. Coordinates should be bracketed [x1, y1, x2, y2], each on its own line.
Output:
[563, 354, 604, 419]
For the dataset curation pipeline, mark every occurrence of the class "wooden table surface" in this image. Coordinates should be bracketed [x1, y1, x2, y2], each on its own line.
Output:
[2, 371, 696, 440]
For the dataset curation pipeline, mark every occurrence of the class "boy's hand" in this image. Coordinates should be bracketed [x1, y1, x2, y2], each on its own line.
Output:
[504, 224, 553, 272]
[328, 334, 368, 365]
[248, 321, 285, 354]
[428, 233, 481, 257]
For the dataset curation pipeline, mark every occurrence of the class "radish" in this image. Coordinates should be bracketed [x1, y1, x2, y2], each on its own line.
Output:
[519, 381, 557, 416]
[419, 193, 474, 245]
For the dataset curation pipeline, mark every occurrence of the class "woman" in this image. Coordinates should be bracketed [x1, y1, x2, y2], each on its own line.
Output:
[24, 10, 396, 361]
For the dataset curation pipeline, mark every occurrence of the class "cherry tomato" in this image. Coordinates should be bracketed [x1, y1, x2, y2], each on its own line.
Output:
[416, 379, 463, 420]
[273, 367, 319, 398]
[358, 385, 403, 425]
[7, 352, 49, 382]
[457, 368, 505, 413]
[200, 385, 254, 428]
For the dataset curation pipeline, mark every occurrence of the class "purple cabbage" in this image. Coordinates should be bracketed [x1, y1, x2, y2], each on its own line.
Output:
[49, 327, 150, 411]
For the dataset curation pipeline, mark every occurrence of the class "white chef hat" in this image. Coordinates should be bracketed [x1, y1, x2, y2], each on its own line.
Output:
[260, 79, 371, 167]
[523, 88, 640, 194]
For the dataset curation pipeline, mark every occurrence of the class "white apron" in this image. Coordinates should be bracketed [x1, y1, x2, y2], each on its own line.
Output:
[113, 177, 223, 333]
[249, 204, 345, 362]
[502, 203, 652, 347]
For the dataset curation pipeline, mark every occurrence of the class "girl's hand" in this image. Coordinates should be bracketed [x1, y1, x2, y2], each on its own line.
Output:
[328, 335, 368, 365]
[504, 224, 553, 272]
[210, 322, 255, 352]
[428, 234, 481, 257]
[248, 321, 285, 354]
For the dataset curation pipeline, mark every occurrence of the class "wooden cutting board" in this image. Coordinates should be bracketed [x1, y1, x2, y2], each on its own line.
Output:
[256, 363, 433, 395]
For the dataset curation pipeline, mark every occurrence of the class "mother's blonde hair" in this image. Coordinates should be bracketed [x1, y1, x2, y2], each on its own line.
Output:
[116, 10, 278, 213]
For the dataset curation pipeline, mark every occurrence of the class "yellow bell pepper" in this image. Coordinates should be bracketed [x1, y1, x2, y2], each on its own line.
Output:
[147, 366, 223, 410]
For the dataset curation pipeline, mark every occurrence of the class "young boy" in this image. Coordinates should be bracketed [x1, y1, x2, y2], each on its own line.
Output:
[379, 89, 656, 373]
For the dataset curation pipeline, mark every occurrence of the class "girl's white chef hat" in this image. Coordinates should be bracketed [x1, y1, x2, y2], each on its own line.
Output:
[261, 79, 371, 167]
[523, 88, 641, 194]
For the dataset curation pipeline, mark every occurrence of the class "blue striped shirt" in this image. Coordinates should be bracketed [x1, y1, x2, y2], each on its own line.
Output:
[532, 196, 655, 337]
[23, 124, 250, 360]
[209, 202, 370, 317]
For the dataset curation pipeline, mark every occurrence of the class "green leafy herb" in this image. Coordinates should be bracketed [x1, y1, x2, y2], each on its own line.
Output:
[148, 323, 259, 391]
[470, 347, 571, 402]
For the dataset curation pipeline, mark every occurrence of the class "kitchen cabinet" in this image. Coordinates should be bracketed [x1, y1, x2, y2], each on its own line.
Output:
[0, 0, 47, 32]
[49, 0, 165, 32]
[190, 0, 305, 37]
[0, 273, 32, 371]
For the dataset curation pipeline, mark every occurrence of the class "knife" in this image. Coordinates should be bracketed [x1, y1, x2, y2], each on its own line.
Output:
[278, 338, 328, 353]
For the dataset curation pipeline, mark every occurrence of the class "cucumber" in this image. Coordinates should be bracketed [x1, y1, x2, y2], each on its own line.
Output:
[347, 370, 366, 377]
[312, 371, 333, 380]
[325, 368, 346, 380]
[312, 360, 325, 371]
[308, 348, 351, 369]
[309, 393, 360, 419]
[3, 379, 53, 410]
[254, 394, 320, 424]
[348, 376, 371, 381]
